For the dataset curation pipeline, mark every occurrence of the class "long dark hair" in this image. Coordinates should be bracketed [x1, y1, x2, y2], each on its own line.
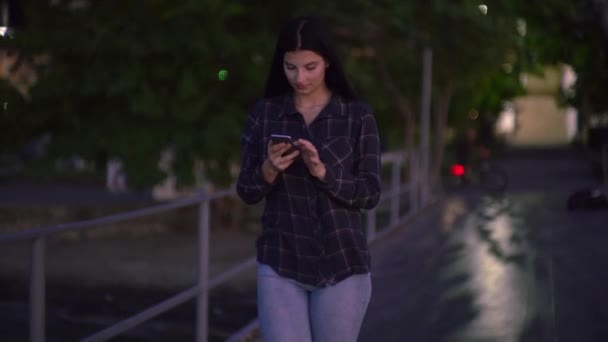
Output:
[263, 16, 357, 100]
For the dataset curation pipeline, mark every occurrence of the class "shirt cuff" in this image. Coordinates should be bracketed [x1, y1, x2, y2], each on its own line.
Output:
[255, 160, 279, 188]
[315, 163, 337, 191]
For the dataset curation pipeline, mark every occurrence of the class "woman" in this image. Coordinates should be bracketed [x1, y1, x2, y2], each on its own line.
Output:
[236, 15, 381, 342]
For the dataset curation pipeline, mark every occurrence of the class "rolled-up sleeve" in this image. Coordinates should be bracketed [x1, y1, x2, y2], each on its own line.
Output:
[236, 101, 274, 205]
[317, 112, 381, 209]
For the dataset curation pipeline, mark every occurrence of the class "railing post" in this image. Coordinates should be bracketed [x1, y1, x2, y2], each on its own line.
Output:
[30, 237, 46, 342]
[196, 192, 210, 342]
[390, 158, 402, 225]
[419, 47, 433, 207]
[409, 151, 419, 214]
[366, 208, 376, 242]
[602, 143, 607, 188]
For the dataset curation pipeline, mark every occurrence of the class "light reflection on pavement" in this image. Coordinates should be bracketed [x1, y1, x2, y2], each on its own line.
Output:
[447, 195, 542, 341]
[361, 148, 608, 342]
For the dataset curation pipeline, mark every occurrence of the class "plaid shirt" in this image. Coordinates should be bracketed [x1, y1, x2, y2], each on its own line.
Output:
[236, 94, 381, 287]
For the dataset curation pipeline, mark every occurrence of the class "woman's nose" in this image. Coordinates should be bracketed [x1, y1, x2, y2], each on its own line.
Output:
[295, 70, 305, 82]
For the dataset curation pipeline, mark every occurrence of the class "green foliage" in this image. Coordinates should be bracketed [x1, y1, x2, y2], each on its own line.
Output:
[515, 0, 608, 115]
[4, 0, 275, 188]
[3, 0, 604, 189]
[322, 0, 527, 146]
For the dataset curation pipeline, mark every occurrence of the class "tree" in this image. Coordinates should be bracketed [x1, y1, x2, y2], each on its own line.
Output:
[7, 0, 594, 192]
[2, 0, 284, 188]
[515, 0, 608, 129]
[316, 1, 526, 187]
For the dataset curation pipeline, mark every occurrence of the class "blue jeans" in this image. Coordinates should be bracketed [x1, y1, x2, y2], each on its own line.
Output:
[257, 263, 372, 342]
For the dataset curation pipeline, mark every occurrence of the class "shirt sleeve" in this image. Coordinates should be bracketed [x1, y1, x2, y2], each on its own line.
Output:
[316, 111, 382, 210]
[236, 101, 275, 205]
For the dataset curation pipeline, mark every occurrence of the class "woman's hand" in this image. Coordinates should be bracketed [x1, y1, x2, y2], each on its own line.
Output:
[294, 139, 326, 181]
[261, 140, 299, 183]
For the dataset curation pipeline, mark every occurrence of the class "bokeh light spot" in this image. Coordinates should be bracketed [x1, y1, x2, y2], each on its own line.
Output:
[478, 4, 488, 15]
[218, 69, 229, 81]
[451, 164, 466, 177]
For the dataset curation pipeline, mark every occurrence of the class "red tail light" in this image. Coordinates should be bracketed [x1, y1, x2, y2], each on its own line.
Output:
[451, 164, 465, 177]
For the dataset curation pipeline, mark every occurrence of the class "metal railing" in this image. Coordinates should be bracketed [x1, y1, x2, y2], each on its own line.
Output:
[603, 143, 608, 188]
[0, 150, 423, 342]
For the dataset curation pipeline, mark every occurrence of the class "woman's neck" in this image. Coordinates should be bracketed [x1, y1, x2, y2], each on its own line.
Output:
[294, 87, 332, 109]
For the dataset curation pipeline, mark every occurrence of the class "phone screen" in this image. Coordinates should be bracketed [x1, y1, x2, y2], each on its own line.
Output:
[270, 134, 293, 144]
[270, 134, 296, 155]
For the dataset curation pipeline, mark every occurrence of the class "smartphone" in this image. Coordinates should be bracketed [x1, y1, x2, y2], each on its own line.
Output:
[270, 134, 293, 145]
[270, 134, 297, 155]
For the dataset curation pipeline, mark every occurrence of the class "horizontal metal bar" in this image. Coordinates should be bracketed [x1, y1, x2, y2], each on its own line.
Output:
[378, 184, 410, 202]
[80, 285, 200, 342]
[226, 318, 260, 342]
[381, 150, 407, 163]
[209, 257, 257, 290]
[0, 188, 235, 243]
[1, 150, 402, 244]
[79, 257, 256, 342]
[0, 182, 408, 245]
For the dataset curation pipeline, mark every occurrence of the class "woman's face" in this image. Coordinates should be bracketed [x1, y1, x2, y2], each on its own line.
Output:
[283, 50, 328, 96]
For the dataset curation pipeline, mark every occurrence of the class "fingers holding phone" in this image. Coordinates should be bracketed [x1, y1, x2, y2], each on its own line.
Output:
[267, 134, 299, 172]
[294, 139, 326, 180]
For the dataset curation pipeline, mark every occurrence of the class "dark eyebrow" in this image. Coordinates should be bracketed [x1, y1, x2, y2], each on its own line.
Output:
[283, 61, 319, 67]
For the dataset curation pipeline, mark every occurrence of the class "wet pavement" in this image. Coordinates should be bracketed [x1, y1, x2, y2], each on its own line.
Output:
[359, 147, 608, 342]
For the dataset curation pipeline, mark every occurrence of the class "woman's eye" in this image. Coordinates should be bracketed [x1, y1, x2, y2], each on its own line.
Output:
[285, 65, 295, 70]
[306, 66, 316, 71]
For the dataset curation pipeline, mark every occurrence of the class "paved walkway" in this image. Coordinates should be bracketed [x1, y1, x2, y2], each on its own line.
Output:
[359, 147, 608, 341]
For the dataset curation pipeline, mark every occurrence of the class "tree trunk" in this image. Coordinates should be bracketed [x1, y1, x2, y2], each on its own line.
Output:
[430, 84, 453, 189]
[579, 92, 592, 142]
[374, 52, 415, 162]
